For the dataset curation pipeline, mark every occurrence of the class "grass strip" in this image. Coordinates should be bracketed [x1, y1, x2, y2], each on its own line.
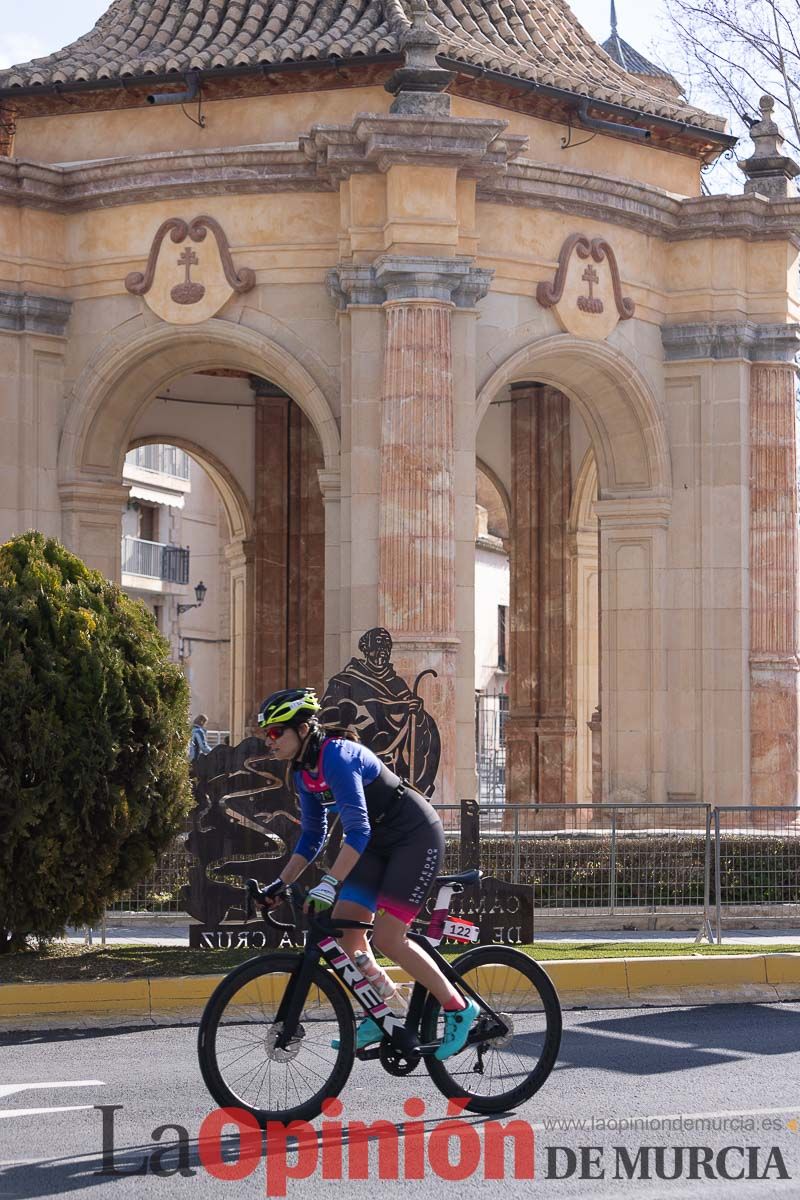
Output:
[0, 941, 797, 985]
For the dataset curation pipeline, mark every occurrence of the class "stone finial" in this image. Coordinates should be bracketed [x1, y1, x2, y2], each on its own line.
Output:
[385, 0, 454, 116]
[740, 95, 800, 200]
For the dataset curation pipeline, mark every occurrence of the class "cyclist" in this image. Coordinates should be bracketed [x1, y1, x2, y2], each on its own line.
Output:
[254, 686, 478, 1059]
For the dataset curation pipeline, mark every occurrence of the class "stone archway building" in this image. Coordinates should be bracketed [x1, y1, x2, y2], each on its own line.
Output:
[1, 0, 798, 810]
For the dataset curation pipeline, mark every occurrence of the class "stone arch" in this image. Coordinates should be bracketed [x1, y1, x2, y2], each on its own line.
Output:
[476, 455, 511, 534]
[128, 435, 253, 543]
[475, 333, 670, 501]
[479, 335, 670, 806]
[58, 317, 340, 489]
[569, 446, 599, 535]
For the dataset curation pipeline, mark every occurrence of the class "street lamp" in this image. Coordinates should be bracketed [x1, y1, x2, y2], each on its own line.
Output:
[177, 580, 207, 615]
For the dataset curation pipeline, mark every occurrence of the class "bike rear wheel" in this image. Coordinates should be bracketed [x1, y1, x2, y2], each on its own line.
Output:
[198, 952, 355, 1125]
[421, 945, 561, 1114]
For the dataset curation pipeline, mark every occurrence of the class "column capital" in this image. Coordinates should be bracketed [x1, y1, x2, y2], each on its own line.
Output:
[326, 266, 385, 310]
[593, 497, 672, 528]
[317, 467, 342, 501]
[0, 290, 71, 336]
[224, 536, 256, 569]
[59, 478, 131, 510]
[329, 257, 493, 309]
[662, 320, 800, 363]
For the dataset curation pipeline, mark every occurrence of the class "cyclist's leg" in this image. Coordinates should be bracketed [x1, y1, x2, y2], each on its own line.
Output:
[370, 818, 464, 1008]
[333, 851, 382, 959]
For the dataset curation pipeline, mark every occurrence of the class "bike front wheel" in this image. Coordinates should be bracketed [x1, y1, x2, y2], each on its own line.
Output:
[421, 945, 562, 1114]
[198, 953, 355, 1125]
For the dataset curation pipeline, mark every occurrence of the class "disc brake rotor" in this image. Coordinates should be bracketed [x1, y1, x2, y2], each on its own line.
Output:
[487, 1012, 515, 1049]
[264, 1022, 305, 1062]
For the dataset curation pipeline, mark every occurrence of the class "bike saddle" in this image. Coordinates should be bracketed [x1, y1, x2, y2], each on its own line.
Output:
[434, 868, 483, 887]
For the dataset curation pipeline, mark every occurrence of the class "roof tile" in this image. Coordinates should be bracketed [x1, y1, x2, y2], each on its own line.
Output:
[0, 0, 724, 133]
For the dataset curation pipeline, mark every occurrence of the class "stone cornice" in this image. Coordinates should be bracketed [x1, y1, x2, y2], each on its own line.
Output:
[481, 160, 800, 245]
[0, 145, 327, 213]
[301, 113, 527, 181]
[2, 140, 800, 252]
[662, 322, 800, 363]
[0, 290, 71, 335]
[328, 256, 493, 309]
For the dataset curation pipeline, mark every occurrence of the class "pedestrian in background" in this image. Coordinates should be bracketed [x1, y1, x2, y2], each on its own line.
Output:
[189, 714, 212, 763]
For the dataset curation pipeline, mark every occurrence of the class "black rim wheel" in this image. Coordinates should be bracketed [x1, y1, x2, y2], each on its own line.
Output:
[198, 953, 355, 1125]
[421, 945, 562, 1113]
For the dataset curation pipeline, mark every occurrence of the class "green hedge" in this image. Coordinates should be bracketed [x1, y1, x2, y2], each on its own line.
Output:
[0, 533, 192, 949]
[465, 835, 800, 907]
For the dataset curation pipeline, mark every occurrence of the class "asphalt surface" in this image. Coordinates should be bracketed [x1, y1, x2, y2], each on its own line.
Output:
[1, 1003, 799, 1199]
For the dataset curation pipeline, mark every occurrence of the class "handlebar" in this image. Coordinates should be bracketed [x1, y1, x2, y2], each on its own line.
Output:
[244, 878, 305, 930]
[243, 878, 374, 935]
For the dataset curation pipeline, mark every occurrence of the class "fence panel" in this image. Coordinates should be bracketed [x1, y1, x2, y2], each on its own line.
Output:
[714, 806, 800, 918]
[107, 837, 190, 914]
[473, 803, 711, 916]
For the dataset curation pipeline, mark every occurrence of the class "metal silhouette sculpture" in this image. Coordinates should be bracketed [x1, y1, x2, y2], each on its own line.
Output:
[183, 628, 441, 946]
[320, 627, 441, 796]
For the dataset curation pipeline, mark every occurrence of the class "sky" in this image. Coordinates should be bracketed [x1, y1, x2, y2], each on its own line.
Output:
[0, 1, 669, 72]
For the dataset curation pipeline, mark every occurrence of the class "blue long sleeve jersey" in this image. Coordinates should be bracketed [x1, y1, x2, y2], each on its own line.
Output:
[293, 739, 382, 863]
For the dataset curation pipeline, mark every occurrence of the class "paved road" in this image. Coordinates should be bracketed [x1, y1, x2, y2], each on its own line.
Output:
[2, 1003, 799, 1198]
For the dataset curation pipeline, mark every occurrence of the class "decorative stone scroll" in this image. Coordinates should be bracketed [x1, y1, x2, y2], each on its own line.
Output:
[537, 233, 634, 341]
[125, 215, 256, 325]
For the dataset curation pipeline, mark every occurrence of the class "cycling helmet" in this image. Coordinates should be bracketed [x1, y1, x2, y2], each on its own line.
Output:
[258, 687, 321, 728]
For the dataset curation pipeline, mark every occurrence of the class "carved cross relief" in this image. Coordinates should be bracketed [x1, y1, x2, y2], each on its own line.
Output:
[125, 216, 256, 325]
[537, 234, 634, 340]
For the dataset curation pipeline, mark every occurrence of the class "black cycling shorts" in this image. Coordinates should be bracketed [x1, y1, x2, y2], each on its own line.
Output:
[338, 791, 445, 924]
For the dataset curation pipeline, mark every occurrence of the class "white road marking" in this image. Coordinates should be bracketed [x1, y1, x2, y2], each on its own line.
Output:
[0, 1081, 104, 1101]
[0, 1105, 96, 1120]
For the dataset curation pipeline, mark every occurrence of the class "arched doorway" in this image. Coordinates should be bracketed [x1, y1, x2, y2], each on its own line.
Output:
[475, 334, 671, 810]
[58, 320, 340, 739]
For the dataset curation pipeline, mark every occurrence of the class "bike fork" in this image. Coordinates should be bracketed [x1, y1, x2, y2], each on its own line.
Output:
[272, 948, 319, 1050]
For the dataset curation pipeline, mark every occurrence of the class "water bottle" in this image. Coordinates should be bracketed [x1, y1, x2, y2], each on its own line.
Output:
[353, 950, 396, 1000]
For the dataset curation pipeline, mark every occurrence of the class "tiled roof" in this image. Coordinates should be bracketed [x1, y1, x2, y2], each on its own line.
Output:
[0, 0, 724, 133]
[602, 31, 680, 89]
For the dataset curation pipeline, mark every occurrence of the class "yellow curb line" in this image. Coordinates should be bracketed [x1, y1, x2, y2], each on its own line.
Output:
[1, 955, 799, 1021]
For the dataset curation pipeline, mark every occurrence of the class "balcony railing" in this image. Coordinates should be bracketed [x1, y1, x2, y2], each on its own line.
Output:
[121, 537, 190, 584]
[125, 444, 191, 480]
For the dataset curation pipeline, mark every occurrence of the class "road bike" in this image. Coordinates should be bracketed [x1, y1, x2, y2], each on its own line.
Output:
[198, 869, 562, 1125]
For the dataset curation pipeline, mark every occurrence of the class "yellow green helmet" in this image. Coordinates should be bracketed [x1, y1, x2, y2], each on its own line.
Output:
[257, 687, 321, 728]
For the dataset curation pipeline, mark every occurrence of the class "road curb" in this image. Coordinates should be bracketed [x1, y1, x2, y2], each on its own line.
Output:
[2, 954, 799, 1028]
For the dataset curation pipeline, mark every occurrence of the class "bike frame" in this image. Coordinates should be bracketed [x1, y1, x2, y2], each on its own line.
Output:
[270, 880, 510, 1055]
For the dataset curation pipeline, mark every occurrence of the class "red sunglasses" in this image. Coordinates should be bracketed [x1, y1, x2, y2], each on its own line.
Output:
[263, 726, 289, 741]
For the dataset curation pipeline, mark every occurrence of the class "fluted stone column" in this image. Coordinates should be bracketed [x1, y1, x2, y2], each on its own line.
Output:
[376, 257, 490, 803]
[505, 383, 576, 810]
[750, 347, 800, 807]
[328, 257, 490, 803]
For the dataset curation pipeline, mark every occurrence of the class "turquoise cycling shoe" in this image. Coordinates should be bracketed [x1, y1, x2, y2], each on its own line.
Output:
[435, 999, 480, 1060]
[331, 1017, 382, 1051]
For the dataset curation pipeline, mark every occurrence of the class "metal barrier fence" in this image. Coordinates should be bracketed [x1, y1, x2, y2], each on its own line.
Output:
[108, 803, 800, 939]
[107, 837, 190, 914]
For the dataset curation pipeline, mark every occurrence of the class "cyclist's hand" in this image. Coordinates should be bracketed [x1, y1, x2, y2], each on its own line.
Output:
[304, 874, 338, 914]
[258, 878, 285, 911]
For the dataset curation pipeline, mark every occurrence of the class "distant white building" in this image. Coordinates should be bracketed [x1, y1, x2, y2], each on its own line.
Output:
[121, 445, 230, 734]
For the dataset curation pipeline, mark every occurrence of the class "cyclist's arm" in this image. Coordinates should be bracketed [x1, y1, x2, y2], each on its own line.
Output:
[289, 787, 327, 868]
